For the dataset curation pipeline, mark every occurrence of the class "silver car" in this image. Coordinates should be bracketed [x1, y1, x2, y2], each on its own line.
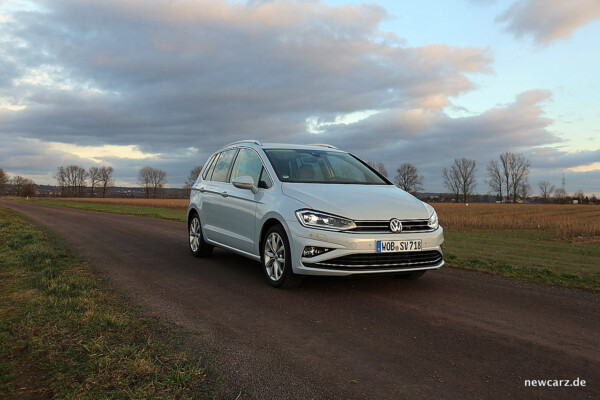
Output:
[188, 140, 444, 288]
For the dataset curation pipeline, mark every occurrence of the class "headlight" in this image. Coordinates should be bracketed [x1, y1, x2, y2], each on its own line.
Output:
[428, 210, 439, 230]
[295, 210, 356, 231]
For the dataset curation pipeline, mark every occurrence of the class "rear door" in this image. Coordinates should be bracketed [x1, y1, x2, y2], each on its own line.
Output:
[198, 149, 238, 242]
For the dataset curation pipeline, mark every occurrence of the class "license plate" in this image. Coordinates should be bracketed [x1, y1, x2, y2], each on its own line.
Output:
[376, 240, 422, 253]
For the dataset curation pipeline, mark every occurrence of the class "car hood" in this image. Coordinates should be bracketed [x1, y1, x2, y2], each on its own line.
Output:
[281, 183, 430, 220]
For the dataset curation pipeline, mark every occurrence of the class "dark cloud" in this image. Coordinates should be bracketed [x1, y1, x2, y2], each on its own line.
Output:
[0, 0, 597, 194]
[496, 0, 600, 44]
[1, 0, 491, 150]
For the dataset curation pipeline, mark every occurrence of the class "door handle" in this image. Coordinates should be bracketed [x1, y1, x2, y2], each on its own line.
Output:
[220, 191, 229, 197]
[199, 187, 205, 193]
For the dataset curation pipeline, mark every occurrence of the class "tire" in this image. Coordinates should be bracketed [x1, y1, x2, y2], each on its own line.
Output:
[395, 270, 427, 279]
[261, 225, 303, 288]
[188, 213, 213, 257]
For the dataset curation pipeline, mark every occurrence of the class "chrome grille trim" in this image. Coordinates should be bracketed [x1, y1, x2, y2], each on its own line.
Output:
[351, 219, 432, 233]
[303, 250, 443, 271]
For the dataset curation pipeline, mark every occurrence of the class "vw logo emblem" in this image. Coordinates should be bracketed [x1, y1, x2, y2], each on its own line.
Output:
[389, 218, 403, 233]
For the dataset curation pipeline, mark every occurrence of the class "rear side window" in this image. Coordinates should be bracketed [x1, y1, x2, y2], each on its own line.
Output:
[202, 154, 218, 180]
[211, 149, 237, 182]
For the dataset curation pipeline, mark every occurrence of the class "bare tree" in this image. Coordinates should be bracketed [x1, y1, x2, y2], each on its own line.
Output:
[442, 167, 461, 202]
[0, 168, 8, 195]
[395, 163, 424, 194]
[183, 165, 203, 196]
[497, 152, 530, 203]
[98, 166, 114, 198]
[554, 187, 567, 204]
[11, 175, 27, 196]
[138, 166, 167, 198]
[366, 161, 388, 178]
[538, 180, 555, 202]
[499, 152, 512, 202]
[486, 159, 503, 200]
[443, 158, 476, 203]
[509, 153, 530, 203]
[19, 179, 36, 197]
[519, 182, 531, 201]
[89, 166, 101, 197]
[55, 165, 88, 197]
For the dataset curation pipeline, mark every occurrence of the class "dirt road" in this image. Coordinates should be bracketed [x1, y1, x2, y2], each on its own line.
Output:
[2, 200, 598, 399]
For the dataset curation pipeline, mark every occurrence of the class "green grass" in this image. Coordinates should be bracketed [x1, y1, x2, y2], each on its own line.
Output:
[16, 199, 187, 222]
[444, 231, 600, 292]
[0, 206, 226, 398]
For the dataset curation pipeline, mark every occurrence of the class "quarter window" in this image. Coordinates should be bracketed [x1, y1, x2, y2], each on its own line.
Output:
[211, 149, 237, 182]
[202, 154, 217, 180]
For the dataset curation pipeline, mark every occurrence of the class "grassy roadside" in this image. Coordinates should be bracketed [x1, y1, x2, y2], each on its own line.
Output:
[10, 198, 600, 293]
[15, 198, 187, 222]
[444, 232, 600, 293]
[0, 206, 223, 398]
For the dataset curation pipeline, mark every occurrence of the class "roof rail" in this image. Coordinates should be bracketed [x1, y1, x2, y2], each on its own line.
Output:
[222, 140, 263, 148]
[308, 143, 338, 149]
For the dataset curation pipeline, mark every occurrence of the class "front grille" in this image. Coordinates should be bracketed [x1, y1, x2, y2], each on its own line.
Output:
[352, 219, 432, 233]
[303, 250, 443, 271]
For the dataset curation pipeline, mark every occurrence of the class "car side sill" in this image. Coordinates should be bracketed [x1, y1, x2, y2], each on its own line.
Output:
[204, 238, 261, 261]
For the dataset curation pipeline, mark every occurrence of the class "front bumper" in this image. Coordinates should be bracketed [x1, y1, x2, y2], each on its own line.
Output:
[286, 220, 445, 276]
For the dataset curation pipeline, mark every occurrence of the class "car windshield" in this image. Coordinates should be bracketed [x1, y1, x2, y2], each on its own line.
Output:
[264, 149, 390, 185]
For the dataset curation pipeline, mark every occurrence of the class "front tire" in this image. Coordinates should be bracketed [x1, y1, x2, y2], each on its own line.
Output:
[189, 214, 213, 257]
[261, 225, 302, 288]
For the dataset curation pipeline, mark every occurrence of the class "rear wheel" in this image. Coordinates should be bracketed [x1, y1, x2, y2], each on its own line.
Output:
[395, 270, 427, 279]
[261, 225, 302, 288]
[188, 214, 213, 257]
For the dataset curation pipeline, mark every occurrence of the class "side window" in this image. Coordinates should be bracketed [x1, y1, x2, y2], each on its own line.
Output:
[258, 167, 273, 189]
[206, 153, 220, 181]
[211, 149, 237, 182]
[202, 154, 217, 180]
[230, 149, 264, 186]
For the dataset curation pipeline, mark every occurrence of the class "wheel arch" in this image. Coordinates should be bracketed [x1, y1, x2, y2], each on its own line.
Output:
[187, 206, 199, 226]
[258, 216, 290, 260]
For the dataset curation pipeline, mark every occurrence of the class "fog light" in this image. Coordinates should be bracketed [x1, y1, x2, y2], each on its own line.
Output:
[302, 246, 332, 258]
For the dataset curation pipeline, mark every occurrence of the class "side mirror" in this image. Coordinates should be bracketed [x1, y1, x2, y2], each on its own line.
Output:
[232, 176, 258, 194]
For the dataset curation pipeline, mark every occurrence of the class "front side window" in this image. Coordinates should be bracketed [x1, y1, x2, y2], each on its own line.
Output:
[264, 149, 389, 185]
[230, 149, 264, 186]
[211, 149, 237, 182]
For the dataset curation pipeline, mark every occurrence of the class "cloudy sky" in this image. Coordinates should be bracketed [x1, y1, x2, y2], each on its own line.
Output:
[1, 0, 599, 194]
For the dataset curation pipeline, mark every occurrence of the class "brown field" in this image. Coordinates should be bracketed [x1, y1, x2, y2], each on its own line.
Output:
[50, 197, 189, 209]
[434, 203, 600, 239]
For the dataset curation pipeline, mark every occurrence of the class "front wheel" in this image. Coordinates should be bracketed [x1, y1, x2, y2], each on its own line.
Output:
[189, 214, 213, 257]
[261, 226, 302, 288]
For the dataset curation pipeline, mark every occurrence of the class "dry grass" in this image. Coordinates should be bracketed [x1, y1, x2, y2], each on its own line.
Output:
[433, 203, 600, 239]
[50, 197, 189, 210]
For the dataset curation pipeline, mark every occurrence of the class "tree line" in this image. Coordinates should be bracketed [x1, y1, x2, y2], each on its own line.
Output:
[369, 151, 588, 204]
[55, 165, 115, 197]
[1, 154, 590, 202]
[0, 168, 36, 197]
